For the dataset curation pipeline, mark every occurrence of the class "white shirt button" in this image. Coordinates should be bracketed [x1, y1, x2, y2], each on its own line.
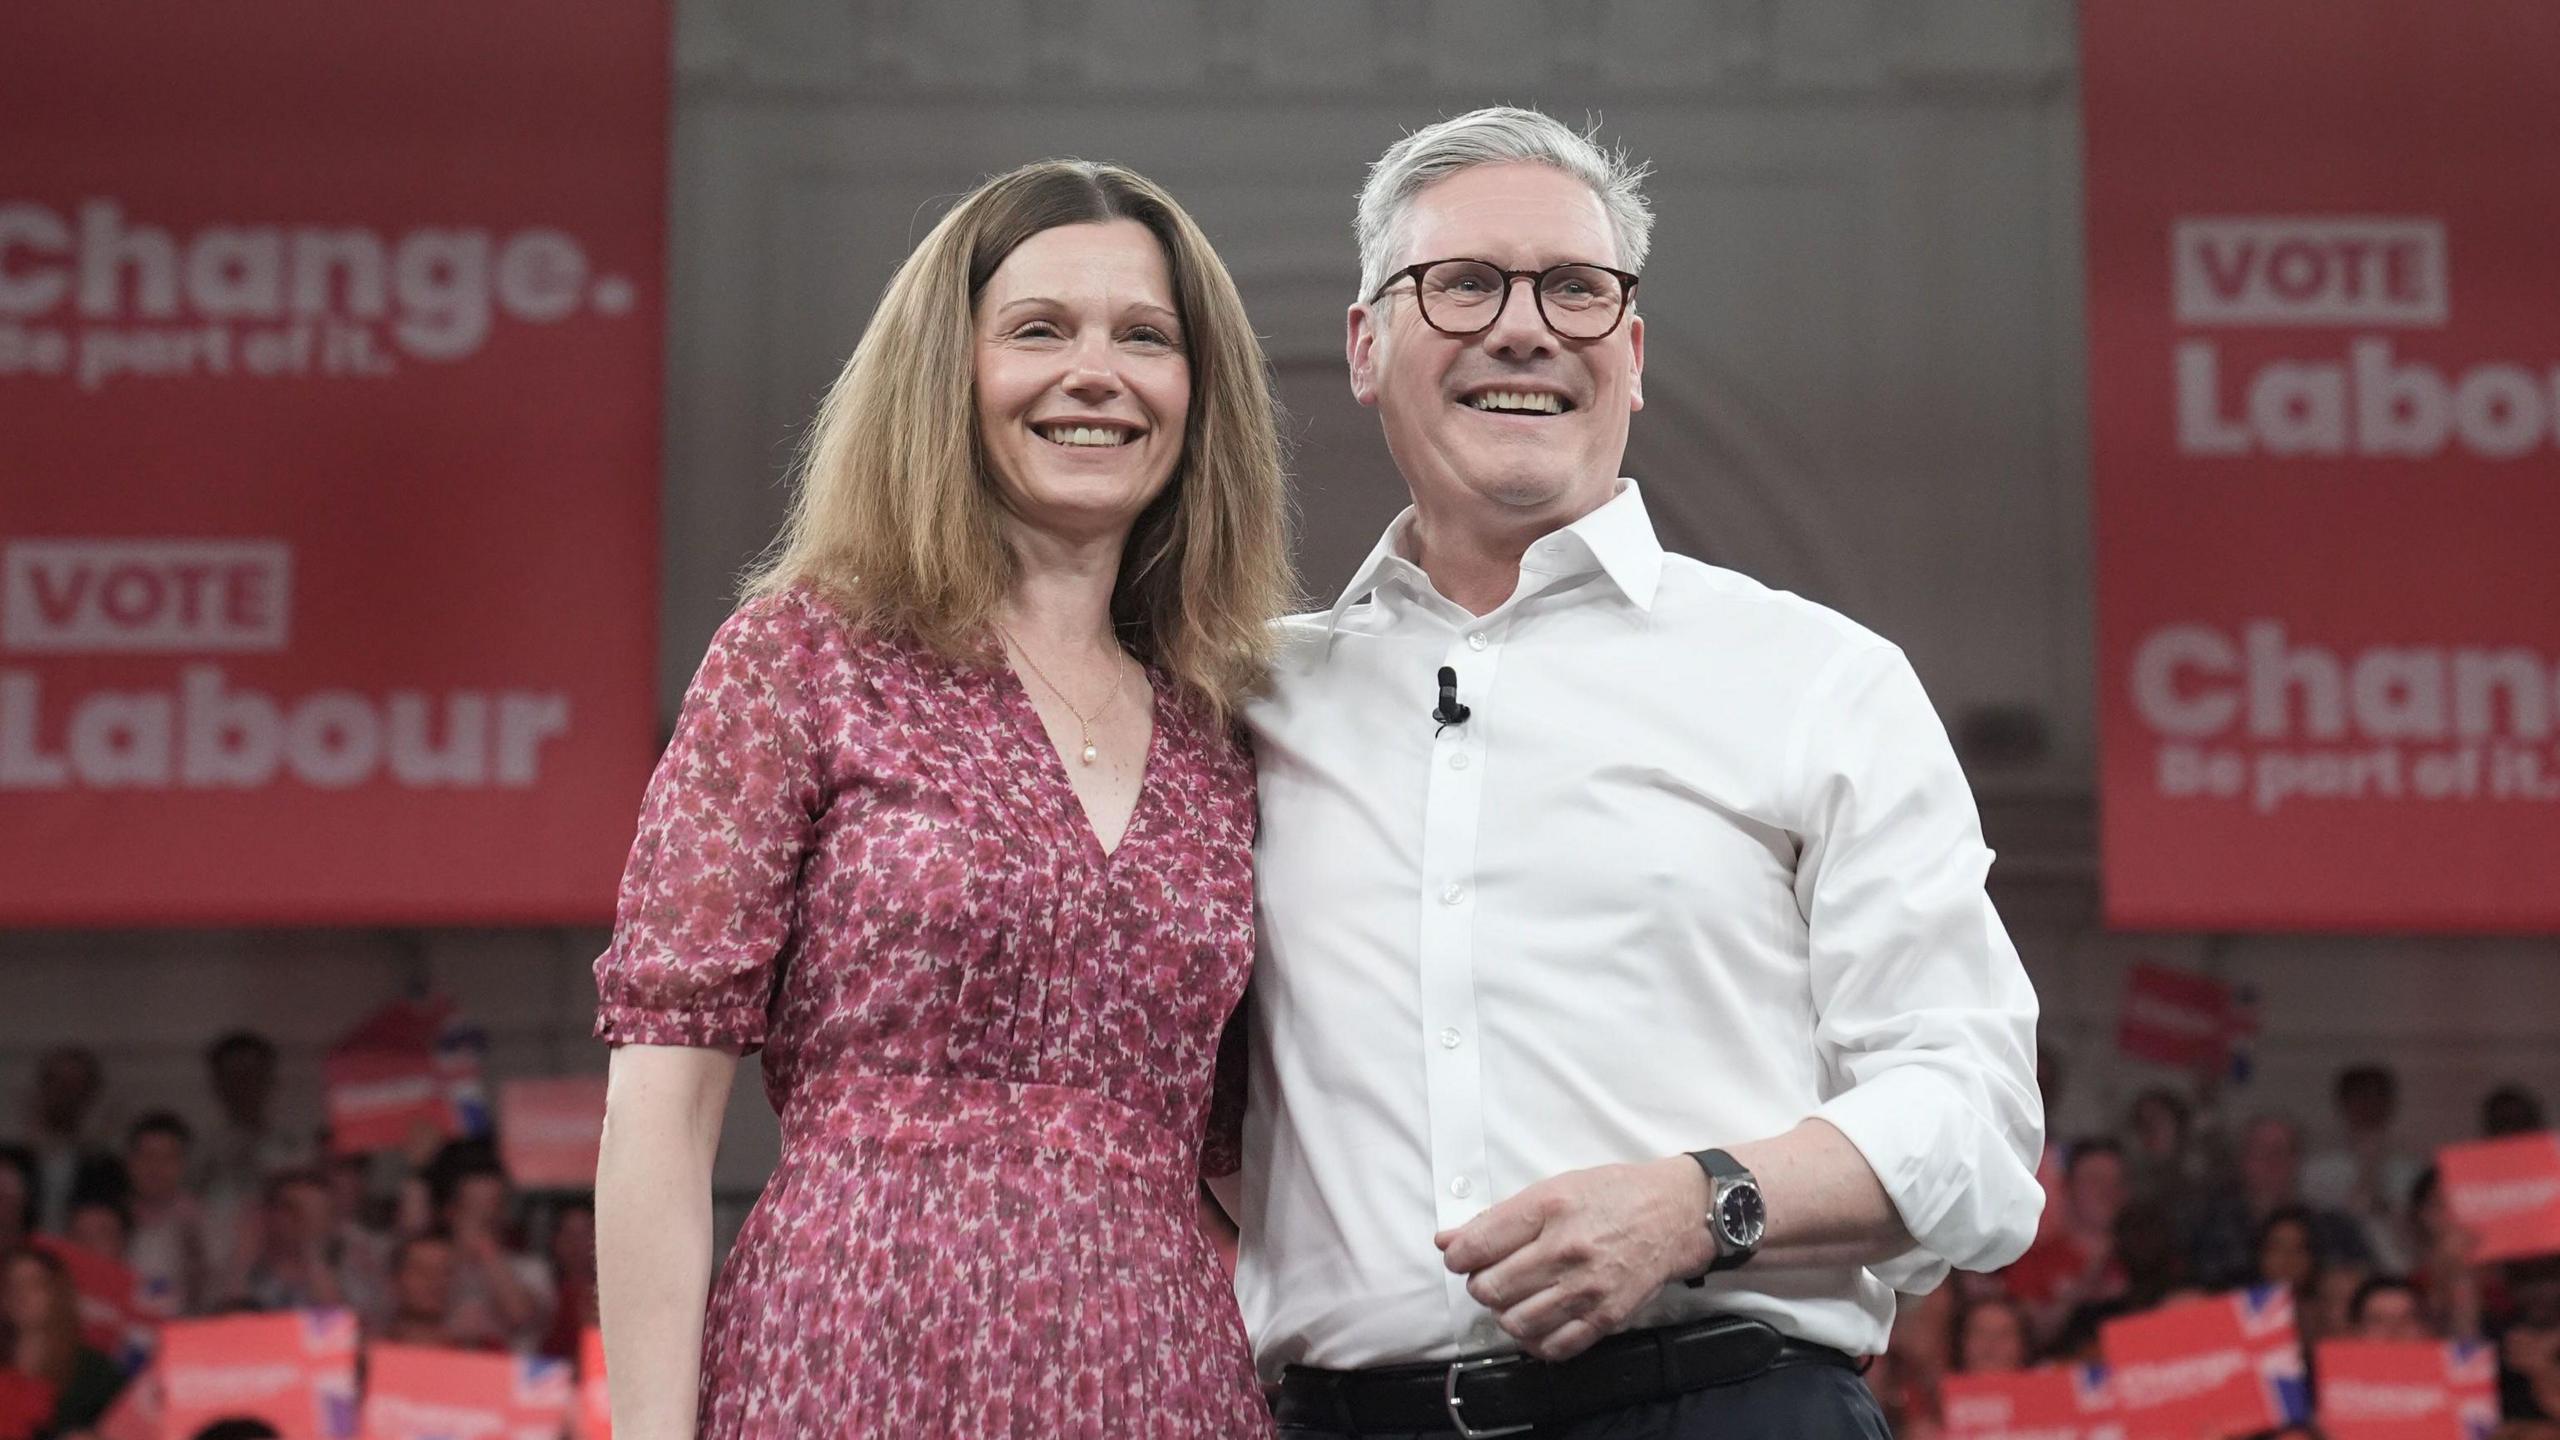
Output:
[1440, 1027, 1463, 1049]
[1441, 882, 1468, 906]
[1450, 1175, 1473, 1198]
[1448, 752, 1470, 771]
[1466, 631, 1489, 651]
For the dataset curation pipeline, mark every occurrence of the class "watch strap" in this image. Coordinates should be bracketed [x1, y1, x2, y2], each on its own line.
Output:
[1681, 1148, 1759, 1287]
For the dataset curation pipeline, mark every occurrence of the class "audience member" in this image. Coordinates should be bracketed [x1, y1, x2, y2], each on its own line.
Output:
[1952, 1294, 2034, 1374]
[535, 1198, 597, 1362]
[2498, 1257, 2560, 1424]
[2405, 1167, 2492, 1340]
[2047, 1296, 2141, 1367]
[1865, 1285, 1951, 1439]
[195, 1033, 311, 1225]
[1, 1246, 126, 1435]
[2484, 1086, 2551, 1140]
[62, 1192, 130, 1264]
[21, 1048, 114, 1236]
[2253, 1206, 2326, 1295]
[423, 1142, 551, 1350]
[373, 1233, 465, 1350]
[2112, 1195, 2195, 1313]
[2125, 1086, 2212, 1234]
[2192, 1116, 2374, 1288]
[123, 1112, 214, 1317]
[2303, 1063, 2424, 1271]
[221, 1171, 345, 1313]
[2006, 1137, 2131, 1341]
[318, 1152, 390, 1326]
[0, 1154, 32, 1259]
[2350, 1276, 2435, 1343]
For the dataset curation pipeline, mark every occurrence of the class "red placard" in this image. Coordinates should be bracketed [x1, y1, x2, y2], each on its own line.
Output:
[2436, 1132, 2560, 1263]
[2115, 962, 2256, 1073]
[0, 1369, 55, 1440]
[2100, 1287, 2307, 1440]
[579, 1326, 611, 1440]
[0, 3, 667, 925]
[30, 1235, 153, 1364]
[1942, 1364, 2120, 1440]
[362, 1344, 574, 1440]
[159, 1308, 359, 1440]
[2314, 1339, 2499, 1440]
[324, 999, 484, 1155]
[2085, 0, 2560, 931]
[498, 1076, 608, 1191]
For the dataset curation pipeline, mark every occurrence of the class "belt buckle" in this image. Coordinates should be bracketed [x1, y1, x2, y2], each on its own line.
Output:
[1442, 1356, 1534, 1439]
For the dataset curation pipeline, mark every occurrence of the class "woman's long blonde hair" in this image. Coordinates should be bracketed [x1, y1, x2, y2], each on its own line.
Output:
[745, 160, 1293, 724]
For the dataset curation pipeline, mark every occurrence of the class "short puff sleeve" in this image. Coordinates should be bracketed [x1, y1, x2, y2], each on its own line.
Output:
[592, 593, 831, 1053]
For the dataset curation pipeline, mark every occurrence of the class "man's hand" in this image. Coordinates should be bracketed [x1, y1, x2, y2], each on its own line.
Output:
[1434, 1157, 1713, 1362]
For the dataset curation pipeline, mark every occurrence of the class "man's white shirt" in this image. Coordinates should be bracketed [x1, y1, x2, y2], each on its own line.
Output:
[1236, 480, 2044, 1377]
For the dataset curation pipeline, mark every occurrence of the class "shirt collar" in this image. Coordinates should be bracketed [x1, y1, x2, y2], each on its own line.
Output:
[1322, 478, 1665, 634]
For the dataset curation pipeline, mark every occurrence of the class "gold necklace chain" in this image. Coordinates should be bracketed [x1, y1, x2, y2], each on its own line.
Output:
[996, 626, 1127, 767]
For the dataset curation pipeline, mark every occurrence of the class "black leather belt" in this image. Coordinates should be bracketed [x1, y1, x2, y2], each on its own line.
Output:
[1271, 1314, 1860, 1437]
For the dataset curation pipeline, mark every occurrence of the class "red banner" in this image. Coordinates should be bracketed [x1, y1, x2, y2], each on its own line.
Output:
[2100, 1286, 2307, 1440]
[1941, 1364, 2118, 1439]
[2314, 1339, 2498, 1440]
[498, 1076, 609, 1191]
[0, 3, 667, 925]
[361, 1344, 574, 1440]
[2436, 1131, 2560, 1263]
[2085, 0, 2560, 930]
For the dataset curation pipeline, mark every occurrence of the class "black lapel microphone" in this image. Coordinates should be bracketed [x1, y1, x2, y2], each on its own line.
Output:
[1432, 665, 1472, 733]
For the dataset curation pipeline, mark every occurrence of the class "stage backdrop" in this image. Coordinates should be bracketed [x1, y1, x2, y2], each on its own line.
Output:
[2085, 0, 2560, 931]
[0, 4, 668, 924]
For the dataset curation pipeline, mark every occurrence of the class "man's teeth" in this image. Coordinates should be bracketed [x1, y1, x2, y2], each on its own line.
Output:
[1037, 424, 1135, 447]
[1465, 391, 1565, 414]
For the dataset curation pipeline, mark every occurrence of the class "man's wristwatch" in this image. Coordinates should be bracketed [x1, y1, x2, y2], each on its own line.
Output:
[1681, 1148, 1765, 1287]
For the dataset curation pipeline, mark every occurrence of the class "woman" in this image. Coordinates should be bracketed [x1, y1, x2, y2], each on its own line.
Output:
[2, 1247, 126, 1438]
[1950, 1294, 2032, 1375]
[593, 159, 1289, 1437]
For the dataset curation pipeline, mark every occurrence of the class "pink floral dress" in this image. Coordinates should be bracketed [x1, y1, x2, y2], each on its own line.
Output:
[593, 589, 1266, 1438]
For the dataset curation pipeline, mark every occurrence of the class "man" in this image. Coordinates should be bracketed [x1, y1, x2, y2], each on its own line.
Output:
[193, 1029, 312, 1276]
[2001, 1139, 2129, 1343]
[2190, 1114, 2371, 1290]
[422, 1142, 552, 1350]
[2302, 1062, 2423, 1271]
[2347, 1276, 2435, 1343]
[1233, 107, 2043, 1437]
[122, 1111, 214, 1316]
[22, 1045, 116, 1233]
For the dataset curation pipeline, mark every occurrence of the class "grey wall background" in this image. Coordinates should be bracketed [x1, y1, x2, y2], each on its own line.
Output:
[6, 0, 2555, 1207]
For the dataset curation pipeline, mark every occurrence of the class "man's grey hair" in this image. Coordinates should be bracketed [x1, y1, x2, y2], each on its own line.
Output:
[1354, 106, 1655, 302]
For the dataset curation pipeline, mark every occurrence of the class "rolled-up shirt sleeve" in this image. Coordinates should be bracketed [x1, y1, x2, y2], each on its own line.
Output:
[1790, 642, 2045, 1286]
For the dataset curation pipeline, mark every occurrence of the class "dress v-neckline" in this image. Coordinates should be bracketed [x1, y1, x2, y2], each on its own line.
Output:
[993, 661, 1165, 864]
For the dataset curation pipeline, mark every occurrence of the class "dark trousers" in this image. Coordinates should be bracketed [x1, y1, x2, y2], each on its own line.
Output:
[1271, 1360, 1892, 1440]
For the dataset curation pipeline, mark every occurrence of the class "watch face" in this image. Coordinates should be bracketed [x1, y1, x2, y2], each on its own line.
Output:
[1719, 1182, 1767, 1248]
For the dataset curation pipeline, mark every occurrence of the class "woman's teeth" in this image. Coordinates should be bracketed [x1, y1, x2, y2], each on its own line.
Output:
[1037, 424, 1135, 447]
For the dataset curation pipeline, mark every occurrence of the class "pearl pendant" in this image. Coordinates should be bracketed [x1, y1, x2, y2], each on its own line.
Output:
[1080, 743, 1099, 766]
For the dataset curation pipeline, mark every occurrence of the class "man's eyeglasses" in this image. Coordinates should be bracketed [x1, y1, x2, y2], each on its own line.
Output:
[1367, 259, 1641, 341]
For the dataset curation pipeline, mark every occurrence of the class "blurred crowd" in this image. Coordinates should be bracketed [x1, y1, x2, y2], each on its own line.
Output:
[1869, 1048, 2560, 1439]
[1, 1036, 597, 1438]
[6, 1032, 2559, 1439]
